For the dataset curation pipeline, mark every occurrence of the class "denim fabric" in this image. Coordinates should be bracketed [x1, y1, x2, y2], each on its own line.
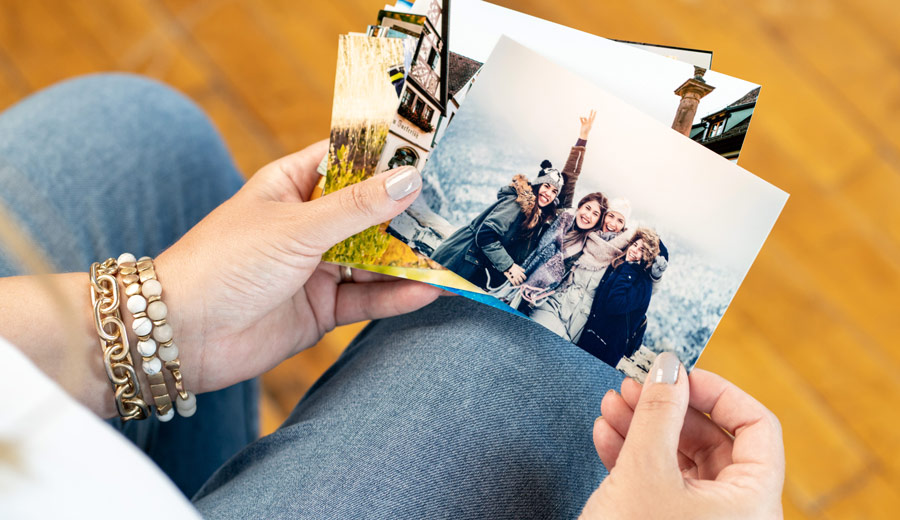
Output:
[0, 74, 259, 498]
[0, 74, 623, 518]
[194, 296, 623, 519]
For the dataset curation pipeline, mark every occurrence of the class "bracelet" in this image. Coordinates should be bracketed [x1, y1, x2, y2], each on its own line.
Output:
[133, 255, 197, 418]
[117, 253, 175, 421]
[90, 259, 150, 421]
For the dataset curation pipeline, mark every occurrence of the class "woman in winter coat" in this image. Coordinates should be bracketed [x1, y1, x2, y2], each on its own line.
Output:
[489, 191, 607, 309]
[529, 197, 638, 342]
[431, 111, 596, 291]
[577, 228, 661, 367]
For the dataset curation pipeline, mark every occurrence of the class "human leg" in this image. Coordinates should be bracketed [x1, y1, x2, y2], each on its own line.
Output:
[194, 295, 622, 519]
[0, 73, 258, 497]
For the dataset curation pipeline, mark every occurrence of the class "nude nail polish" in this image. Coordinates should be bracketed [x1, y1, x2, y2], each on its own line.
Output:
[385, 166, 422, 200]
[651, 352, 680, 385]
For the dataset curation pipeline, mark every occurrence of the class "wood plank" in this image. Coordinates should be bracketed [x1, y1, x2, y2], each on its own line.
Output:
[840, 155, 900, 249]
[699, 314, 871, 511]
[819, 471, 900, 520]
[0, 0, 110, 89]
[730, 0, 900, 166]
[836, 0, 900, 49]
[745, 131, 900, 369]
[0, 49, 29, 111]
[158, 0, 332, 150]
[736, 247, 900, 483]
[193, 88, 282, 176]
[52, 0, 277, 176]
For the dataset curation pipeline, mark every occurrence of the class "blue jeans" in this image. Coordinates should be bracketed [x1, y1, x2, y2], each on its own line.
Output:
[0, 75, 622, 518]
[0, 74, 258, 499]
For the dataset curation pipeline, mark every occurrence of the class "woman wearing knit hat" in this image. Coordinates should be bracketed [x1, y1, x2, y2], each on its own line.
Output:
[528, 195, 638, 343]
[430, 112, 596, 291]
[601, 197, 631, 234]
[488, 191, 608, 309]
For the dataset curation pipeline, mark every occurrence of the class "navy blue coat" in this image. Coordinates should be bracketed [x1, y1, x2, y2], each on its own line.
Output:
[577, 261, 653, 366]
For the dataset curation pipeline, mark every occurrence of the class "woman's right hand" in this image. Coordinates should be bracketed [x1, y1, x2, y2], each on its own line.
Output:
[504, 264, 526, 286]
[580, 353, 785, 519]
[153, 140, 442, 396]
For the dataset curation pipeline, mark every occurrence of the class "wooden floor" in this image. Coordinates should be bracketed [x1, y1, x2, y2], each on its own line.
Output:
[2, 0, 898, 517]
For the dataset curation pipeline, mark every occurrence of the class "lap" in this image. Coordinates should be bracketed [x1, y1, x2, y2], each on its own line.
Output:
[194, 296, 622, 519]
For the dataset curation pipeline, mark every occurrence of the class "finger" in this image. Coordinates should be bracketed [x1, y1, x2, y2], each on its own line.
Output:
[292, 165, 422, 254]
[593, 416, 625, 471]
[687, 369, 785, 485]
[251, 140, 329, 201]
[333, 279, 441, 325]
[616, 352, 688, 476]
[600, 388, 635, 439]
[319, 263, 419, 285]
[621, 374, 735, 479]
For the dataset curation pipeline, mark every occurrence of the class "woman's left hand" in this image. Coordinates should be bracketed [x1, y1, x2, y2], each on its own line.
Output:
[580, 353, 785, 519]
[154, 140, 441, 394]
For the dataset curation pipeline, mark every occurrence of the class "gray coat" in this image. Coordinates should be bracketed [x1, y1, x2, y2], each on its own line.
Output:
[431, 174, 543, 290]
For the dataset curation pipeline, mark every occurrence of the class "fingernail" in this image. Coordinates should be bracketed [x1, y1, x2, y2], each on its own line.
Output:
[385, 166, 421, 200]
[650, 352, 680, 385]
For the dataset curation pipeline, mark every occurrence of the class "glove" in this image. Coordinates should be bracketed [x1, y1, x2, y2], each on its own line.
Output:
[651, 255, 668, 280]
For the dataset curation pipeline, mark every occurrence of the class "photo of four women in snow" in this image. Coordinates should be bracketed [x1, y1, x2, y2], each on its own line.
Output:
[432, 111, 668, 368]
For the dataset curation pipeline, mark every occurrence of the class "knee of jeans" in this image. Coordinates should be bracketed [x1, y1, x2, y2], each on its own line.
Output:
[2, 73, 243, 190]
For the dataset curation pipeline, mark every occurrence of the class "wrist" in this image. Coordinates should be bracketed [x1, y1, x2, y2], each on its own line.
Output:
[152, 249, 205, 395]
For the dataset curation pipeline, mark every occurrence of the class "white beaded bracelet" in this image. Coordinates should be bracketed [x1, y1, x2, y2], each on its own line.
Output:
[117, 253, 175, 422]
[133, 255, 197, 418]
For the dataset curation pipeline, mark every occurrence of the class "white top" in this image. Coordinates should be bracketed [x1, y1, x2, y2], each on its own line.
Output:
[0, 335, 201, 519]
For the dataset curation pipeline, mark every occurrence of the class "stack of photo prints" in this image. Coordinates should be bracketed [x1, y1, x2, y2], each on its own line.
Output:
[312, 0, 788, 381]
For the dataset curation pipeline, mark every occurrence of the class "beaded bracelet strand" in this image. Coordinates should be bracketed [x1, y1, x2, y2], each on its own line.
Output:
[134, 256, 197, 418]
[117, 253, 175, 421]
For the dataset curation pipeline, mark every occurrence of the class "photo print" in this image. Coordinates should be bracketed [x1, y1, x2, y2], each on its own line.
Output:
[388, 37, 787, 378]
[333, 0, 764, 288]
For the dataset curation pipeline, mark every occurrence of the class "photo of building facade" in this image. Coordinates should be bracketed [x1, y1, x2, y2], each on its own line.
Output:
[376, 0, 482, 175]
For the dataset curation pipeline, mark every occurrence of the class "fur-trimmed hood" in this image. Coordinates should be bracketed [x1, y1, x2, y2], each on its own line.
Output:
[509, 174, 535, 215]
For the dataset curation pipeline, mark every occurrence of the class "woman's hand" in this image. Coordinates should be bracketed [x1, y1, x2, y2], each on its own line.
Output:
[154, 140, 441, 395]
[579, 109, 597, 140]
[580, 353, 785, 519]
[504, 264, 526, 286]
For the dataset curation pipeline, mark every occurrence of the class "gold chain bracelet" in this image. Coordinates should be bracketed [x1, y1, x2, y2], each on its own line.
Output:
[90, 259, 150, 421]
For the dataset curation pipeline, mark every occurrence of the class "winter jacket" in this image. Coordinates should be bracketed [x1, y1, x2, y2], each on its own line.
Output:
[431, 174, 548, 290]
[527, 227, 636, 341]
[431, 142, 586, 290]
[488, 209, 574, 307]
[577, 261, 654, 366]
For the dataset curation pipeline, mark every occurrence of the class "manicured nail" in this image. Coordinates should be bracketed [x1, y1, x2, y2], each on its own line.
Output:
[650, 352, 680, 385]
[385, 166, 421, 200]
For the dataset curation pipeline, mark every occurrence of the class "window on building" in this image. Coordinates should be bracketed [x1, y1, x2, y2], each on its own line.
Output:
[388, 147, 419, 169]
[423, 106, 434, 123]
[414, 99, 426, 117]
[401, 89, 415, 109]
[428, 48, 440, 71]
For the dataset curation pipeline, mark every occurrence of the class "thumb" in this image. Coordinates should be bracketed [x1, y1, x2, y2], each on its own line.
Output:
[616, 352, 688, 476]
[297, 166, 422, 253]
